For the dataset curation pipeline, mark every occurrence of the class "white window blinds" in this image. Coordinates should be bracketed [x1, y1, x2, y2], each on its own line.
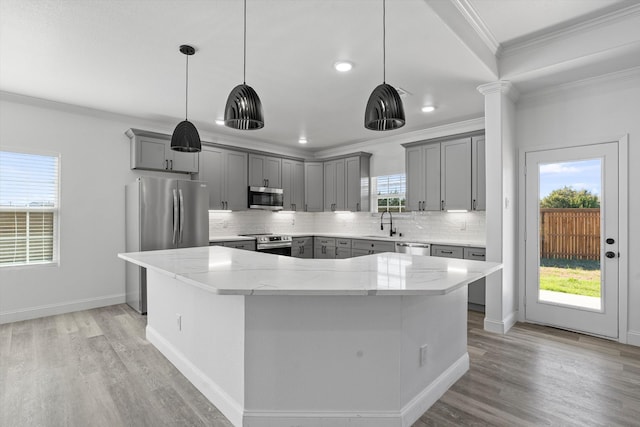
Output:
[0, 150, 60, 266]
[375, 174, 406, 213]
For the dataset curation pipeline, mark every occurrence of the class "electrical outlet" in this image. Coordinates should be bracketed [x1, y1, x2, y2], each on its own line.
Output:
[176, 314, 182, 331]
[420, 344, 428, 367]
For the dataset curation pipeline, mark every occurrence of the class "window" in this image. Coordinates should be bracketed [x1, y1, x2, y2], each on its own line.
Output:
[374, 174, 406, 213]
[0, 150, 60, 267]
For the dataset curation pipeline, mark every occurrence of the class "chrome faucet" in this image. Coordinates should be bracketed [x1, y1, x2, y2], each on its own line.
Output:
[380, 210, 397, 237]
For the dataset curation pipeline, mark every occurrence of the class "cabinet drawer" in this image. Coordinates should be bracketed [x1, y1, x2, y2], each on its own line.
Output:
[464, 247, 485, 260]
[431, 245, 463, 258]
[315, 237, 336, 246]
[336, 238, 351, 248]
[223, 241, 256, 251]
[293, 237, 313, 247]
[352, 239, 395, 252]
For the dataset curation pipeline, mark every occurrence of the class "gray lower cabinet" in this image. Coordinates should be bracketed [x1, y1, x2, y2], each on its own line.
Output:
[127, 128, 199, 174]
[304, 162, 324, 212]
[335, 238, 352, 259]
[292, 236, 313, 258]
[314, 237, 336, 259]
[282, 159, 305, 211]
[351, 239, 396, 255]
[210, 240, 256, 251]
[464, 247, 486, 309]
[431, 244, 485, 312]
[198, 146, 248, 210]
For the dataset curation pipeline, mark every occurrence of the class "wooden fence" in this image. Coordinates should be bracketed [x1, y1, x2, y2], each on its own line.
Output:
[540, 208, 600, 260]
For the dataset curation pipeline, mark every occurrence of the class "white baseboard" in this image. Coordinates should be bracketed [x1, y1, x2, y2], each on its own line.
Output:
[484, 310, 518, 334]
[0, 294, 125, 324]
[400, 352, 469, 426]
[627, 330, 640, 347]
[242, 353, 470, 427]
[146, 326, 244, 427]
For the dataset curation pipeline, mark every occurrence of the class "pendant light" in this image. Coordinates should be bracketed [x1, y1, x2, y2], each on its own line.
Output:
[224, 0, 264, 130]
[171, 45, 202, 152]
[364, 0, 405, 131]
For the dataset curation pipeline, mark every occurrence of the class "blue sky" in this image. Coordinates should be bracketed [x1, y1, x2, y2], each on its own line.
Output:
[539, 158, 601, 199]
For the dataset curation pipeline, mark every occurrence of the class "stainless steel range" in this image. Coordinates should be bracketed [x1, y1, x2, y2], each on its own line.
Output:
[242, 233, 292, 256]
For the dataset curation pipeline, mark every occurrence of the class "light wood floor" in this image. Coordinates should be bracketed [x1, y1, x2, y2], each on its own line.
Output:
[1, 305, 639, 427]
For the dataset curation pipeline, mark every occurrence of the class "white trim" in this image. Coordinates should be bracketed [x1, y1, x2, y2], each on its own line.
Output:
[146, 325, 244, 427]
[617, 134, 629, 344]
[0, 294, 125, 324]
[484, 310, 518, 334]
[241, 353, 469, 427]
[627, 331, 640, 347]
[400, 353, 469, 427]
[451, 0, 500, 55]
[500, 3, 640, 57]
[519, 66, 640, 103]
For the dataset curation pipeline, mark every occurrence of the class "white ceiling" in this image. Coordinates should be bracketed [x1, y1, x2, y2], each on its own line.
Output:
[1, 0, 638, 152]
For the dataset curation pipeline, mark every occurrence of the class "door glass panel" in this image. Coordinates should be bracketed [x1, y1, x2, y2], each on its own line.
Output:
[538, 159, 602, 310]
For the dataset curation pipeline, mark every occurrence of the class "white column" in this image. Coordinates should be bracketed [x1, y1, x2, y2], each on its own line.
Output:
[477, 81, 518, 334]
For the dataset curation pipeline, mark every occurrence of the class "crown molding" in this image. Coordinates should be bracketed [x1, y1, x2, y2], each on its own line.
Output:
[518, 66, 640, 103]
[451, 0, 500, 55]
[499, 3, 640, 59]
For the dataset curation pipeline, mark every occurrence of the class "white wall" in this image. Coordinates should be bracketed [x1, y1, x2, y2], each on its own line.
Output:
[515, 69, 640, 344]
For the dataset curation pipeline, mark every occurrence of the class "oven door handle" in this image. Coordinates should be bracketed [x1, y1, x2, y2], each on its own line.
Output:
[257, 244, 293, 250]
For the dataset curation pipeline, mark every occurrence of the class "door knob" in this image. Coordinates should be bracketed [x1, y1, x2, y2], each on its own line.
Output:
[606, 238, 615, 244]
[605, 251, 616, 258]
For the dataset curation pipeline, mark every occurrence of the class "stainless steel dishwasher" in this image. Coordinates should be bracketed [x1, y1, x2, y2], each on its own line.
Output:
[395, 242, 431, 256]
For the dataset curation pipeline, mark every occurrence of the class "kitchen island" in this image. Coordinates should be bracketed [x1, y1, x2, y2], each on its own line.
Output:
[118, 246, 501, 427]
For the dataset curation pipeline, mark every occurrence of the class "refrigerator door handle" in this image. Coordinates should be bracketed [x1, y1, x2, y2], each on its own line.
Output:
[179, 188, 185, 243]
[172, 189, 179, 245]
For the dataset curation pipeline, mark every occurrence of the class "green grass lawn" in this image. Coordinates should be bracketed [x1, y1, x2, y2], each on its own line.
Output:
[539, 258, 601, 297]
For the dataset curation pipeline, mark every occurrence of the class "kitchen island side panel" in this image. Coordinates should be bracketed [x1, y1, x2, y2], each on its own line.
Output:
[145, 270, 245, 426]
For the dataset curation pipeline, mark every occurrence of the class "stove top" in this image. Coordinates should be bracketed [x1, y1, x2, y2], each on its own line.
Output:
[240, 233, 292, 245]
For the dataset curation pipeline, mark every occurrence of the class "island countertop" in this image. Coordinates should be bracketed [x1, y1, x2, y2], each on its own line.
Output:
[119, 246, 501, 296]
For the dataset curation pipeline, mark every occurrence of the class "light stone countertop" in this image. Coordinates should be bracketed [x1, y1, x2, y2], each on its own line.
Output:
[119, 246, 501, 296]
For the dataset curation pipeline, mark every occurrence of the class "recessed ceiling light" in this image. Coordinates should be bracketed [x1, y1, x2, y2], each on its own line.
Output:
[215, 119, 224, 125]
[298, 137, 308, 144]
[421, 105, 436, 113]
[334, 61, 353, 72]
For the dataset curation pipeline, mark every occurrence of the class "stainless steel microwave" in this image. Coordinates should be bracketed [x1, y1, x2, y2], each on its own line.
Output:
[248, 186, 284, 210]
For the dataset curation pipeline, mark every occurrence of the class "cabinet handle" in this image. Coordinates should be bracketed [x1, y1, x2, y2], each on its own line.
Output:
[165, 159, 169, 170]
[335, 247, 338, 256]
[473, 199, 477, 210]
[441, 250, 453, 254]
[441, 200, 445, 211]
[305, 204, 308, 212]
[356, 202, 360, 211]
[266, 179, 269, 187]
[170, 159, 173, 170]
[470, 253, 484, 257]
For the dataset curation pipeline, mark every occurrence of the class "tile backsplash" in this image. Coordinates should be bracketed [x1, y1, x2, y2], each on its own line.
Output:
[210, 210, 485, 245]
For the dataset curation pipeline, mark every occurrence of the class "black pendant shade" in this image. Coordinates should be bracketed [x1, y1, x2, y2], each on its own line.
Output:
[224, 84, 264, 130]
[171, 120, 202, 152]
[364, 83, 405, 131]
[364, 0, 405, 131]
[171, 44, 201, 152]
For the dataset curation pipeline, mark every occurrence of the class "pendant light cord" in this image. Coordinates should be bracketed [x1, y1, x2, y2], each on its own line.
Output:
[185, 54, 189, 120]
[243, 0, 247, 84]
[383, 0, 386, 84]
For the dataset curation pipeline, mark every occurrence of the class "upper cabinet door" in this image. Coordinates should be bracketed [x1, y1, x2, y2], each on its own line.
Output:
[334, 159, 346, 210]
[405, 145, 424, 211]
[224, 150, 249, 211]
[441, 138, 472, 211]
[323, 161, 337, 211]
[423, 144, 442, 211]
[129, 130, 198, 174]
[305, 162, 324, 212]
[292, 161, 305, 211]
[249, 154, 281, 188]
[135, 136, 167, 171]
[471, 136, 486, 211]
[198, 146, 225, 210]
[345, 157, 361, 211]
[168, 149, 199, 174]
[283, 159, 305, 211]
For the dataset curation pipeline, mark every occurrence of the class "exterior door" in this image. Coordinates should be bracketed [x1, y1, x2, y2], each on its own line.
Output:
[525, 142, 619, 338]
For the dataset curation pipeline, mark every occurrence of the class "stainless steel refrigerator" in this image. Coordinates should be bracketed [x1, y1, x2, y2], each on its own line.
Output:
[125, 177, 209, 313]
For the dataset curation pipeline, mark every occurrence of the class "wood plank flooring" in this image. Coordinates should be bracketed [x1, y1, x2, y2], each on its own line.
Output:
[1, 305, 639, 426]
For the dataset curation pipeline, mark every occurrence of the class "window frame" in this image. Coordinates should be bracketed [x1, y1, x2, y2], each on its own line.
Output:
[0, 148, 61, 268]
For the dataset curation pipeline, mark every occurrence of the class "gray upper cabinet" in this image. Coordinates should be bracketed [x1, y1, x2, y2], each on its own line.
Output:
[471, 136, 486, 211]
[249, 154, 281, 188]
[127, 128, 199, 174]
[406, 144, 441, 211]
[441, 138, 471, 211]
[304, 162, 324, 212]
[198, 146, 248, 211]
[404, 132, 484, 212]
[324, 159, 345, 211]
[282, 159, 305, 211]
